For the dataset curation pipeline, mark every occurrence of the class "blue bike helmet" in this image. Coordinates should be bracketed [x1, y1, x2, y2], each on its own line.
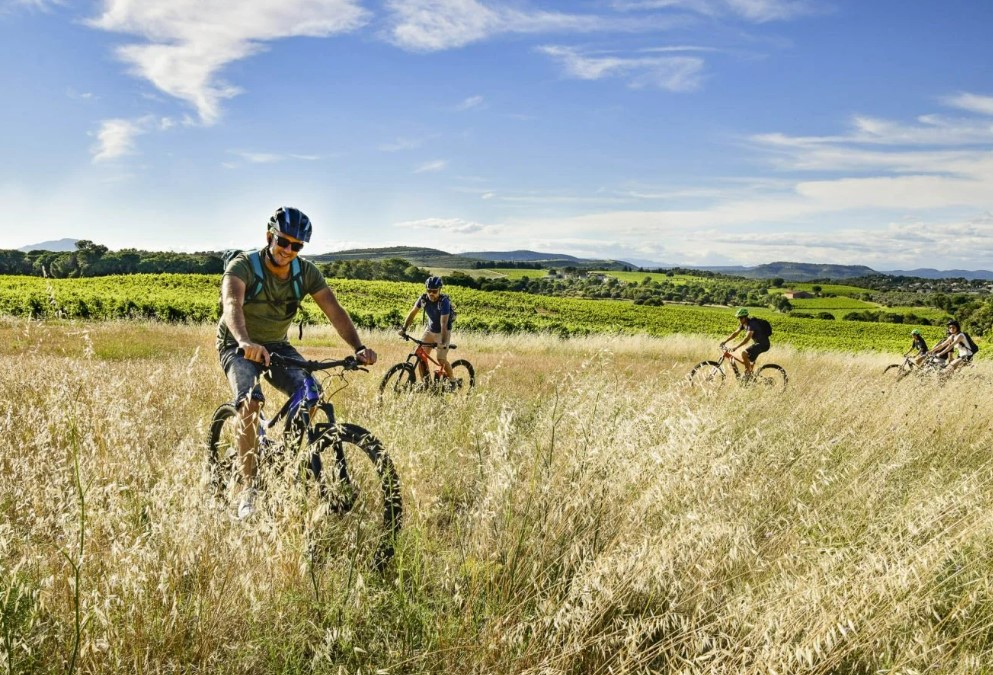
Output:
[425, 276, 443, 290]
[268, 206, 312, 243]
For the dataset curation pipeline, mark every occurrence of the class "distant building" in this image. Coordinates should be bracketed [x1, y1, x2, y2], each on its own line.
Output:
[784, 291, 813, 299]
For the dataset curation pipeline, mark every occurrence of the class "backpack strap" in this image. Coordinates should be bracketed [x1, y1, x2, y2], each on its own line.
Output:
[289, 258, 303, 301]
[245, 251, 265, 300]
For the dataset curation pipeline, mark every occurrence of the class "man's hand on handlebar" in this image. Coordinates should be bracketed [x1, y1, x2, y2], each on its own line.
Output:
[355, 346, 377, 366]
[238, 341, 270, 367]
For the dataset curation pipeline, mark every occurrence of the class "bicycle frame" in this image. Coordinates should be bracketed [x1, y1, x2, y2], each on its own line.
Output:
[408, 344, 447, 378]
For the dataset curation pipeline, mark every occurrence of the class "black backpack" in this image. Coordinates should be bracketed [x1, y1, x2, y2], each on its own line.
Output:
[964, 332, 980, 354]
[751, 317, 772, 339]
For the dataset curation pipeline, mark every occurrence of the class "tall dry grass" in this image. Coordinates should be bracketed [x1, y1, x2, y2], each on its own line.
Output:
[1, 317, 992, 673]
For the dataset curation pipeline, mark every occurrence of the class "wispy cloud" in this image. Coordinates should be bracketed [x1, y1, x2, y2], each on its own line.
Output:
[1, 0, 65, 12]
[943, 92, 993, 117]
[380, 137, 426, 152]
[456, 95, 485, 111]
[87, 0, 369, 124]
[229, 150, 321, 164]
[414, 159, 448, 173]
[384, 0, 678, 52]
[394, 216, 492, 234]
[610, 0, 819, 22]
[538, 45, 705, 91]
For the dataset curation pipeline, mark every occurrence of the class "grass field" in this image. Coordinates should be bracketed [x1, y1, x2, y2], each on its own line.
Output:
[3, 317, 993, 672]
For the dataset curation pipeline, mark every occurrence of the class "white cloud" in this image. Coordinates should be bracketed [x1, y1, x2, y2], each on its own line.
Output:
[1, 0, 65, 11]
[394, 216, 491, 234]
[456, 95, 484, 111]
[384, 0, 677, 52]
[230, 151, 321, 163]
[414, 159, 448, 173]
[87, 0, 369, 124]
[380, 137, 426, 152]
[943, 92, 993, 117]
[538, 45, 704, 91]
[610, 0, 818, 22]
[91, 117, 148, 162]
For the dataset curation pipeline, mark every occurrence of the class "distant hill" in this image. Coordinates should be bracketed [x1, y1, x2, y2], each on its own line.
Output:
[696, 261, 878, 281]
[461, 249, 635, 270]
[308, 246, 480, 268]
[462, 249, 584, 263]
[883, 268, 993, 281]
[310, 247, 635, 270]
[18, 238, 79, 252]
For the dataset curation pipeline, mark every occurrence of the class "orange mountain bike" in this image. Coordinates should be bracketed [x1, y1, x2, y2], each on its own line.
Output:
[689, 346, 788, 391]
[379, 333, 475, 396]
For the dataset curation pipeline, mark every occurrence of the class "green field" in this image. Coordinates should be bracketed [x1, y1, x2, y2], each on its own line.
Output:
[788, 282, 870, 296]
[787, 296, 878, 311]
[0, 274, 971, 354]
[591, 270, 702, 284]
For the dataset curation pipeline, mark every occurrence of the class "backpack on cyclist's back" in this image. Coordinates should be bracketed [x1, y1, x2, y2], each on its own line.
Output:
[751, 317, 772, 339]
[420, 292, 457, 327]
[221, 249, 304, 303]
[963, 331, 980, 354]
[220, 249, 307, 336]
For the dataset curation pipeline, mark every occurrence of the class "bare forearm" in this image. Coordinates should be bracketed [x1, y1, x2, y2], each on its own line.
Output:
[223, 300, 252, 344]
[314, 288, 364, 351]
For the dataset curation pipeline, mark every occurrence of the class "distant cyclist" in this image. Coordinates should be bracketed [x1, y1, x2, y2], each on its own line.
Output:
[398, 276, 454, 381]
[907, 328, 929, 366]
[218, 206, 377, 519]
[720, 308, 771, 378]
[930, 320, 973, 375]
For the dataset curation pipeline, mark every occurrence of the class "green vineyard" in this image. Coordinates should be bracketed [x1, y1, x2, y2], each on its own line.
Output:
[0, 274, 959, 352]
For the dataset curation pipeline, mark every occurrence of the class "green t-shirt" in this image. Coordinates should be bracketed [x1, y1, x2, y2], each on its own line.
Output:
[216, 250, 329, 350]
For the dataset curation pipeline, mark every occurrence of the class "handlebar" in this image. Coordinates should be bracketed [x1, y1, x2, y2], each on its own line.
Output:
[399, 332, 457, 350]
[236, 348, 368, 373]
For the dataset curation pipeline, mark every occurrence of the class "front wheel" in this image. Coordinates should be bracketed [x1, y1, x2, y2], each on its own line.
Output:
[689, 361, 726, 389]
[310, 410, 403, 570]
[378, 362, 416, 397]
[206, 403, 239, 500]
[755, 364, 788, 391]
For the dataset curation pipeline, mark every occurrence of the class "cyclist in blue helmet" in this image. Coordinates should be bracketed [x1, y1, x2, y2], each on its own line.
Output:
[399, 276, 455, 381]
[217, 206, 377, 518]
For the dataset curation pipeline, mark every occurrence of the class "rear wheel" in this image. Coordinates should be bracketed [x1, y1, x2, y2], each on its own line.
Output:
[689, 361, 725, 389]
[310, 408, 402, 570]
[447, 359, 475, 392]
[755, 364, 788, 391]
[378, 362, 416, 397]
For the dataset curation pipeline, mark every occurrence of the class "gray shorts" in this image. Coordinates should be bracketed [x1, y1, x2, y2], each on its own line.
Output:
[218, 343, 317, 408]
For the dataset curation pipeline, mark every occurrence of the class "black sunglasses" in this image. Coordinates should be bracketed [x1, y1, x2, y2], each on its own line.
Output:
[271, 232, 304, 252]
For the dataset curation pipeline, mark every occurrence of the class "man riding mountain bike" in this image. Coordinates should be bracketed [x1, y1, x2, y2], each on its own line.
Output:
[398, 276, 454, 382]
[217, 206, 377, 519]
[720, 308, 771, 378]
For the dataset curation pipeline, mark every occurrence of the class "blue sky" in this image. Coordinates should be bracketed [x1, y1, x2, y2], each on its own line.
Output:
[2, 0, 993, 269]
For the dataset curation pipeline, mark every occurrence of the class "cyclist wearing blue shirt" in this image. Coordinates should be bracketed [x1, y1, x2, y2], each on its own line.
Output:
[720, 307, 770, 377]
[399, 276, 454, 380]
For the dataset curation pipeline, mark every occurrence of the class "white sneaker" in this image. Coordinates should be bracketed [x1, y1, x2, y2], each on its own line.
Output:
[237, 487, 257, 520]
